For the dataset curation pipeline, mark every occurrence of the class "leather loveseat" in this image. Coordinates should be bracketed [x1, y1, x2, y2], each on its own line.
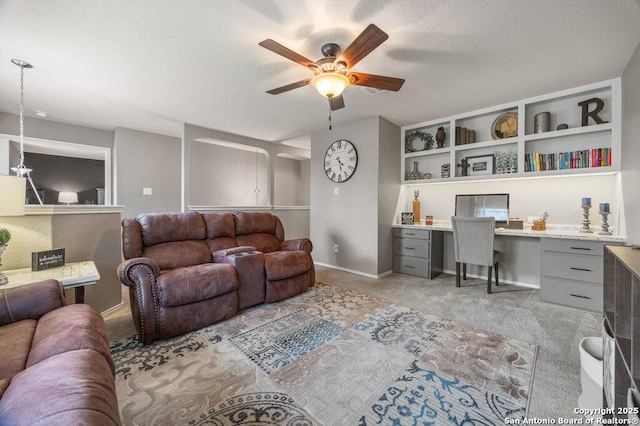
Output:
[0, 279, 120, 425]
[118, 211, 314, 344]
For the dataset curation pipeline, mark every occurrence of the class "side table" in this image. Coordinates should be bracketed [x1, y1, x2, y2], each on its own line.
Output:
[0, 261, 100, 303]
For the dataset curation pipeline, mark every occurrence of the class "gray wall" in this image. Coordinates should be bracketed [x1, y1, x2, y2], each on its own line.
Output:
[0, 113, 113, 149]
[622, 41, 640, 245]
[310, 116, 400, 277]
[377, 118, 401, 273]
[114, 127, 181, 218]
[183, 123, 310, 210]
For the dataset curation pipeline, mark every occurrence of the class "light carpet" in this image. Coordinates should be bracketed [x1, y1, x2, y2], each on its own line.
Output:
[110, 282, 538, 425]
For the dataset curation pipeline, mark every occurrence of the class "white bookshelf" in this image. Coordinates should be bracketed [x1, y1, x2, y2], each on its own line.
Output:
[401, 78, 621, 184]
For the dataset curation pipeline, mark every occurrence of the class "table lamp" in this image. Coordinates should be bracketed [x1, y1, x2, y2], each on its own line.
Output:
[58, 191, 78, 205]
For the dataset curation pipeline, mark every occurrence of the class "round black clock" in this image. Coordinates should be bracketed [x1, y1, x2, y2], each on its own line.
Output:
[324, 139, 358, 183]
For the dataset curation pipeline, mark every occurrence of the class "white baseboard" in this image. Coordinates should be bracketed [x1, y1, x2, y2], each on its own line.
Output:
[101, 301, 124, 317]
[314, 262, 393, 280]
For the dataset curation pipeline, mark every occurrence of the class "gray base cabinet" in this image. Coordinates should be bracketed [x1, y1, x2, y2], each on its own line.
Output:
[392, 228, 443, 279]
[540, 239, 607, 311]
[603, 245, 640, 414]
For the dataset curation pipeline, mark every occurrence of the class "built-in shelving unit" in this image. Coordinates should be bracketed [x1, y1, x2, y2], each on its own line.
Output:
[401, 78, 621, 184]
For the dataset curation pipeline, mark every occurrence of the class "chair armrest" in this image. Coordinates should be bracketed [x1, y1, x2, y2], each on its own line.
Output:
[212, 246, 256, 262]
[117, 257, 160, 287]
[0, 279, 66, 326]
[281, 238, 313, 254]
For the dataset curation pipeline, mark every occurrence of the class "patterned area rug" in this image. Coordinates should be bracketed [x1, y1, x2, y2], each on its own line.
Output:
[111, 283, 537, 425]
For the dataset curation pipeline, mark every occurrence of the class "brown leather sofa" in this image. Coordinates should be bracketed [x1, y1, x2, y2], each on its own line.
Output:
[118, 211, 314, 344]
[0, 279, 120, 425]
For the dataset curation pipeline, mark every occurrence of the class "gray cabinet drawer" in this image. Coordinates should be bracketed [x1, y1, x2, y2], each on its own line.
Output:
[393, 228, 431, 240]
[542, 239, 605, 256]
[541, 276, 602, 311]
[393, 237, 430, 258]
[543, 251, 603, 284]
[393, 255, 430, 278]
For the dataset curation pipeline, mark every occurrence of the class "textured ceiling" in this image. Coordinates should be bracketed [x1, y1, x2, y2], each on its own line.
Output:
[1, 0, 640, 150]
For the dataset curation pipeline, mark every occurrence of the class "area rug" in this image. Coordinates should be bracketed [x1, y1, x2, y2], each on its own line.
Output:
[110, 282, 537, 425]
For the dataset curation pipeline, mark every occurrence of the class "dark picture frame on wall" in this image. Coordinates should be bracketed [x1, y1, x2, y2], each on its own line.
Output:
[466, 154, 495, 176]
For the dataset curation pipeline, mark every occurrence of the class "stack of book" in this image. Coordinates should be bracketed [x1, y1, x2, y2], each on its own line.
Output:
[525, 148, 611, 172]
[455, 127, 476, 145]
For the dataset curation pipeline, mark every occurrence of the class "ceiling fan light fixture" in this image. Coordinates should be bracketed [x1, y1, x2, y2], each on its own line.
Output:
[311, 72, 350, 98]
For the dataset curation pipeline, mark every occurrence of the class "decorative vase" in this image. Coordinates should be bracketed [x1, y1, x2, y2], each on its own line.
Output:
[406, 161, 423, 180]
[0, 245, 7, 286]
[534, 112, 551, 133]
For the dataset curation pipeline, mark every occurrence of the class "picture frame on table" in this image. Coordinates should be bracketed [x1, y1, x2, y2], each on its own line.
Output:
[466, 154, 495, 176]
[401, 212, 414, 225]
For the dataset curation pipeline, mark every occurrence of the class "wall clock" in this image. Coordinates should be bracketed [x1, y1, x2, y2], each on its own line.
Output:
[324, 139, 358, 183]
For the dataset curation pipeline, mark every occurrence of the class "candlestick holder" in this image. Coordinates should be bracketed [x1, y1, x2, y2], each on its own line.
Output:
[580, 205, 593, 233]
[599, 211, 612, 235]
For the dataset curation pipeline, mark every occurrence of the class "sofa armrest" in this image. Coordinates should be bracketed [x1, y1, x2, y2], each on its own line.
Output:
[117, 257, 160, 287]
[116, 257, 163, 344]
[0, 279, 66, 326]
[280, 238, 313, 254]
[212, 246, 256, 262]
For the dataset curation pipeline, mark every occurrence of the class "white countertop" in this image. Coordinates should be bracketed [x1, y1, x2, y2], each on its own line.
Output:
[393, 222, 626, 242]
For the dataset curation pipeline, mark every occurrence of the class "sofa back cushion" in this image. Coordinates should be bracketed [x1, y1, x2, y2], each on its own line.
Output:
[233, 212, 282, 253]
[134, 212, 211, 269]
[201, 213, 238, 252]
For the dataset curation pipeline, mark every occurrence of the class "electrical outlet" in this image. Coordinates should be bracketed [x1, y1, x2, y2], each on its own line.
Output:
[334, 187, 339, 195]
[333, 244, 339, 253]
[143, 187, 152, 195]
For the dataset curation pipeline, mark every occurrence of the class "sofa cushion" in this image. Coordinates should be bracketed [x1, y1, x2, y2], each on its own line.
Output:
[234, 211, 277, 235]
[156, 263, 238, 307]
[202, 212, 236, 239]
[143, 240, 212, 270]
[138, 212, 206, 246]
[0, 349, 120, 425]
[236, 233, 281, 253]
[26, 304, 115, 374]
[0, 319, 36, 380]
[264, 251, 312, 281]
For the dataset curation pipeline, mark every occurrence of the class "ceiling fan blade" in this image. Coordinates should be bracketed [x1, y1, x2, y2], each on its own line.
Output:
[266, 79, 311, 95]
[349, 72, 405, 91]
[329, 95, 345, 111]
[259, 39, 316, 69]
[339, 24, 389, 68]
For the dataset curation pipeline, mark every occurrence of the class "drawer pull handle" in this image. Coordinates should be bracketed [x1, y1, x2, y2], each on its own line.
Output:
[570, 267, 592, 272]
[570, 247, 592, 251]
[404, 265, 415, 269]
[404, 247, 416, 250]
[570, 293, 592, 300]
[405, 233, 416, 236]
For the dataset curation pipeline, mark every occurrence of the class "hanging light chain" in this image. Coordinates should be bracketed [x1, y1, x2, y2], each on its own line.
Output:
[18, 63, 26, 169]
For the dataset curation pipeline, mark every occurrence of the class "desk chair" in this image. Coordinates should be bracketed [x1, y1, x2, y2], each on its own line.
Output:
[451, 216, 501, 294]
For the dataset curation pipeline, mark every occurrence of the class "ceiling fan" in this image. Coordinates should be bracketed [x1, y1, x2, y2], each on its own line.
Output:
[259, 24, 405, 111]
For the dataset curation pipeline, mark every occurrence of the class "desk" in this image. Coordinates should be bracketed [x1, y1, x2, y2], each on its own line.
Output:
[1, 261, 100, 303]
[393, 222, 625, 311]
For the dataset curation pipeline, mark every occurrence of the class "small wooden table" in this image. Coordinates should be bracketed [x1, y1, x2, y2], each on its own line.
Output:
[1, 261, 100, 303]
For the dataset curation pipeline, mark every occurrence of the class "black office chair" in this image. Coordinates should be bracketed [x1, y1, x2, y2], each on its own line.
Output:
[451, 216, 501, 294]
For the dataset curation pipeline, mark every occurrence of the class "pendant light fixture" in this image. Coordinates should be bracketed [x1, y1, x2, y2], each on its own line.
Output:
[11, 59, 42, 205]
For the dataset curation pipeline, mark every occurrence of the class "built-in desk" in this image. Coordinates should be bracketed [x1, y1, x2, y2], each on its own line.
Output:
[392, 222, 625, 311]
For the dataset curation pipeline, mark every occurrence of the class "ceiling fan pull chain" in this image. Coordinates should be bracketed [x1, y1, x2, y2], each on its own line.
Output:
[329, 102, 332, 131]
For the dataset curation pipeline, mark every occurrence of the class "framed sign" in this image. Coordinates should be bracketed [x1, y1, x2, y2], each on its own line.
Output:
[466, 154, 495, 176]
[32, 248, 65, 271]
